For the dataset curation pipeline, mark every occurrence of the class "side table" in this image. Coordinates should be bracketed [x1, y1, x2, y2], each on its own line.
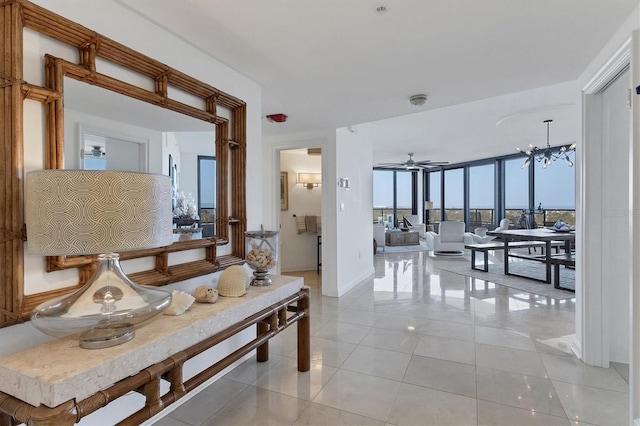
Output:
[385, 231, 420, 246]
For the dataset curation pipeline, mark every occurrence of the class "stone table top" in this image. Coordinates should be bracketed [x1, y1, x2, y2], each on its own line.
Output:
[0, 275, 303, 408]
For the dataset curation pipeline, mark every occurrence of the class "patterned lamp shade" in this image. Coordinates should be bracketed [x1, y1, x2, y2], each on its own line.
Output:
[25, 170, 174, 349]
[26, 170, 173, 255]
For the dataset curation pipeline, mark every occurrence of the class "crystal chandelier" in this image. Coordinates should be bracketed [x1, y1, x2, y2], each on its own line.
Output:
[517, 120, 576, 168]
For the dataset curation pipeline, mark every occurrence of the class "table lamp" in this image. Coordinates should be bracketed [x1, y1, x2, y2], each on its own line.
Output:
[25, 170, 174, 349]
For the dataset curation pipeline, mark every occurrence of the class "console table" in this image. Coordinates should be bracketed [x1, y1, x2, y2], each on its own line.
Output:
[386, 230, 420, 246]
[0, 276, 309, 425]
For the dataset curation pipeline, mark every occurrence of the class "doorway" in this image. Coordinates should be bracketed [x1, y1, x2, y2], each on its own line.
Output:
[579, 39, 632, 370]
[279, 148, 322, 285]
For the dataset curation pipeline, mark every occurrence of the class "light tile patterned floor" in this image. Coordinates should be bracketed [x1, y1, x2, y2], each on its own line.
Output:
[154, 252, 628, 426]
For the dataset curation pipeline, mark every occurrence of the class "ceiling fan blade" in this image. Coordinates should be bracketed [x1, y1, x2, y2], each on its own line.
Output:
[414, 164, 442, 169]
[414, 160, 448, 165]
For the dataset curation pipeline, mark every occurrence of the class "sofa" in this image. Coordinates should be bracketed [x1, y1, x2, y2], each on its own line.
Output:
[426, 221, 473, 254]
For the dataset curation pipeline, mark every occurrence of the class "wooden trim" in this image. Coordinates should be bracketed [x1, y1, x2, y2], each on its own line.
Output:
[1, 288, 310, 426]
[0, 0, 248, 327]
[216, 121, 230, 242]
[231, 105, 247, 259]
[0, 0, 25, 328]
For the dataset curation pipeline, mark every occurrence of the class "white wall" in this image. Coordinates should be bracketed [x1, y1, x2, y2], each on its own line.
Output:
[8, 0, 263, 422]
[334, 125, 375, 296]
[280, 151, 322, 272]
[263, 130, 339, 296]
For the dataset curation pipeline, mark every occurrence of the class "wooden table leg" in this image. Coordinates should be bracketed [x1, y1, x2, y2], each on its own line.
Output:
[297, 288, 310, 372]
[257, 321, 269, 362]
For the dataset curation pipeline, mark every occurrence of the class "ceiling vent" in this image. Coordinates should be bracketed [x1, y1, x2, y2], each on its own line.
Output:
[409, 94, 428, 106]
[307, 148, 321, 156]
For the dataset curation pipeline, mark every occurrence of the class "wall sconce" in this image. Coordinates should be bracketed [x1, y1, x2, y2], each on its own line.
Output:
[337, 177, 350, 190]
[297, 173, 321, 189]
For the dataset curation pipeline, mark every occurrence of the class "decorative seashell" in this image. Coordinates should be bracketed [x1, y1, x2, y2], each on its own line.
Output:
[194, 286, 218, 303]
[217, 265, 249, 297]
[163, 290, 195, 316]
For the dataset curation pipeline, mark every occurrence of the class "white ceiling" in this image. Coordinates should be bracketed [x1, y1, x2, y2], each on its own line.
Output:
[116, 0, 637, 165]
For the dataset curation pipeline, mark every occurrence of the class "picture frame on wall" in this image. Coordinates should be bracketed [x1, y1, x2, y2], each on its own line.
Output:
[280, 172, 288, 210]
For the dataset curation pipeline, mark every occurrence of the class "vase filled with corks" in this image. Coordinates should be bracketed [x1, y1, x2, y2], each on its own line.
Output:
[245, 226, 279, 286]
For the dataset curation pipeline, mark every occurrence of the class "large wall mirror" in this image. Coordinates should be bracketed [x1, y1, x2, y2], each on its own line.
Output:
[0, 0, 247, 326]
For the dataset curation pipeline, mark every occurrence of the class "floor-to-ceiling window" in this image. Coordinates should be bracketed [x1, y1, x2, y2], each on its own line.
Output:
[427, 171, 441, 224]
[504, 157, 529, 227]
[395, 171, 413, 224]
[444, 168, 463, 222]
[468, 163, 495, 229]
[373, 170, 394, 225]
[373, 169, 416, 227]
[423, 151, 575, 231]
[534, 162, 576, 225]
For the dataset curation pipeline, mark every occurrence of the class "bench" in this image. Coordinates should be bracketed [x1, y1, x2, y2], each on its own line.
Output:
[465, 241, 546, 272]
[549, 253, 575, 291]
[528, 240, 568, 254]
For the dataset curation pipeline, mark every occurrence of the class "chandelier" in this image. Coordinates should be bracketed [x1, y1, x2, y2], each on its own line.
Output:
[517, 120, 576, 168]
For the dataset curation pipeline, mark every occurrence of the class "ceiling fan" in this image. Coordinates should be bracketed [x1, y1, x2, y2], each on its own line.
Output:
[377, 153, 448, 170]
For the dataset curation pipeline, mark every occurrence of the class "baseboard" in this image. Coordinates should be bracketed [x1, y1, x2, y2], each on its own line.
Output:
[336, 267, 374, 297]
[571, 336, 582, 359]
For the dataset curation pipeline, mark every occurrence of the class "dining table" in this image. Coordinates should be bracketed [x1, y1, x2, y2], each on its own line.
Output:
[487, 228, 575, 283]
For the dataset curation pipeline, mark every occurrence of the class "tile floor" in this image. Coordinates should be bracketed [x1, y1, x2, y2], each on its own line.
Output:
[154, 251, 629, 426]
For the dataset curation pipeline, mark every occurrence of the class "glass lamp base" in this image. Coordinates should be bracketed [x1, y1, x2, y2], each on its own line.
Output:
[250, 270, 273, 287]
[31, 253, 171, 349]
[79, 323, 135, 349]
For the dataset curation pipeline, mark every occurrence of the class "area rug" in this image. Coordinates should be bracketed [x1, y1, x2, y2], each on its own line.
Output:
[439, 261, 575, 300]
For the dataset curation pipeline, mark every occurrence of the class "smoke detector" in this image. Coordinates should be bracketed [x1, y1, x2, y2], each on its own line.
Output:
[409, 94, 428, 106]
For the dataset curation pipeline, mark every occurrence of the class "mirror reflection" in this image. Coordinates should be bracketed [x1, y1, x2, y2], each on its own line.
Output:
[63, 79, 218, 240]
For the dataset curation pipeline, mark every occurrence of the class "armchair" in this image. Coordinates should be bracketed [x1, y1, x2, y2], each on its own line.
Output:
[465, 226, 496, 244]
[403, 214, 426, 238]
[373, 222, 386, 253]
[495, 218, 510, 232]
[489, 218, 511, 242]
[426, 221, 473, 255]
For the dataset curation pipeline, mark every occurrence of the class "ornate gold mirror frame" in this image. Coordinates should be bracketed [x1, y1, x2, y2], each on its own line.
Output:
[0, 0, 247, 327]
